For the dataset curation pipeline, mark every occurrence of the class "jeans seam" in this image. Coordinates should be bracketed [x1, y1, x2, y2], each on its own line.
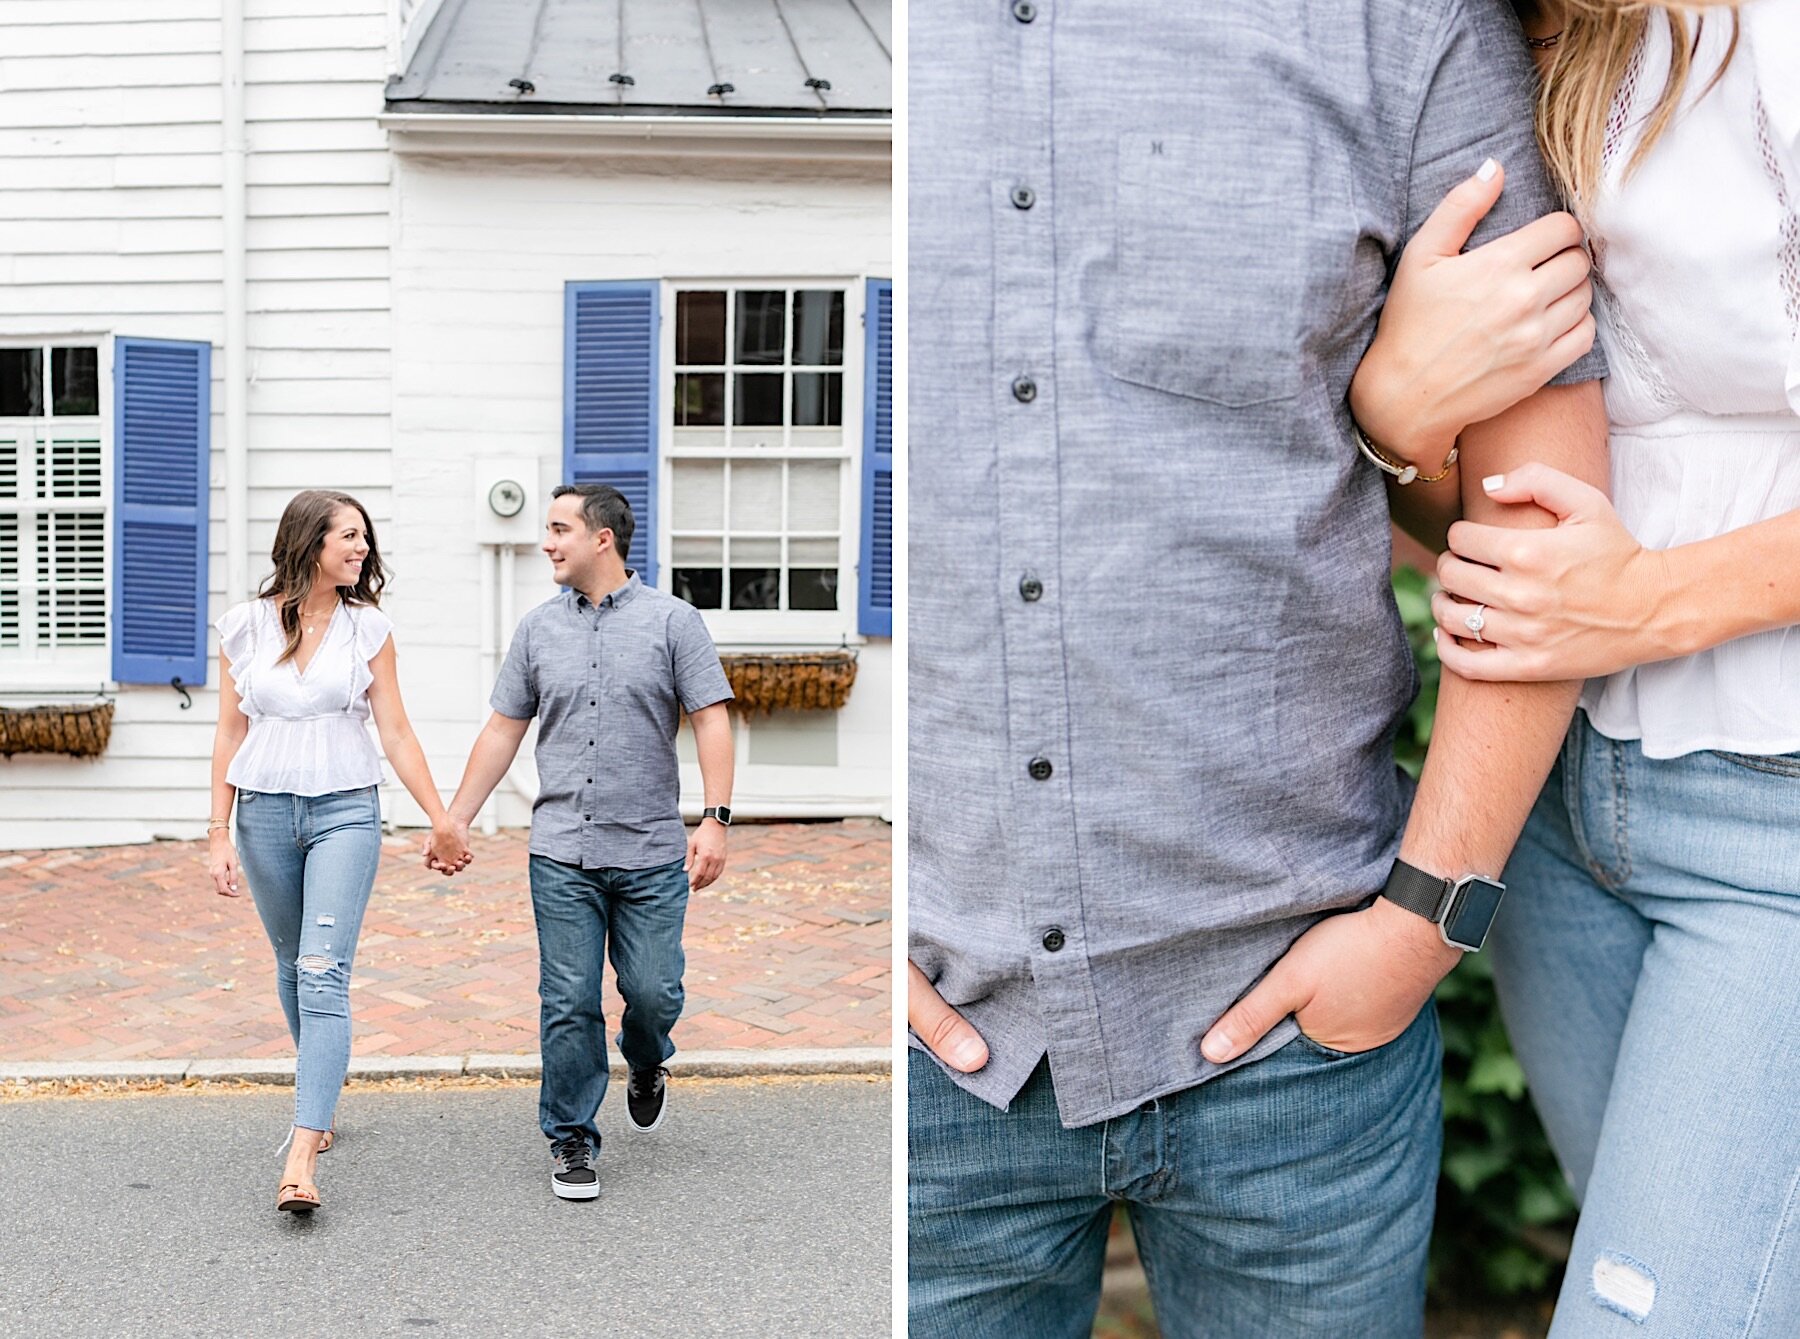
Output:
[1745, 1161, 1800, 1338]
[1609, 738, 1633, 888]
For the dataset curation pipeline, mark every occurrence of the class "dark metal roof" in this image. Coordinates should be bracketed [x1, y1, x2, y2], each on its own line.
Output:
[386, 0, 891, 116]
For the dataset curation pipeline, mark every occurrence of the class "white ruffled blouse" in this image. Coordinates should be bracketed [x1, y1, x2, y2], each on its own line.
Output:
[218, 597, 394, 796]
[1581, 2, 1800, 758]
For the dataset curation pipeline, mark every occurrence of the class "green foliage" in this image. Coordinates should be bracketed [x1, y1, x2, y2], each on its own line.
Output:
[1392, 566, 1578, 1301]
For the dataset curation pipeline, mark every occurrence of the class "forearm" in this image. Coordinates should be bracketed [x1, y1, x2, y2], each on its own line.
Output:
[1401, 382, 1607, 886]
[379, 725, 451, 826]
[691, 706, 734, 808]
[1386, 465, 1463, 555]
[1654, 507, 1800, 658]
[446, 717, 527, 825]
[209, 726, 246, 823]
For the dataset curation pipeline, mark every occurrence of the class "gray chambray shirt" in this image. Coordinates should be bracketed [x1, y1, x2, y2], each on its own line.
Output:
[909, 0, 1608, 1128]
[491, 573, 733, 871]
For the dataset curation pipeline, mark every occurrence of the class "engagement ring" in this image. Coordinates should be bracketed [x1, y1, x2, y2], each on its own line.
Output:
[1464, 605, 1487, 643]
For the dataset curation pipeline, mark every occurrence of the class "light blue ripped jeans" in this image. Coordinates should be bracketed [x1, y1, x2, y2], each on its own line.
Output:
[234, 786, 383, 1133]
[1492, 713, 1800, 1338]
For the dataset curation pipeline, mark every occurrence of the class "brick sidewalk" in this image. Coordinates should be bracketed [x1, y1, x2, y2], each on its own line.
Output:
[0, 821, 889, 1061]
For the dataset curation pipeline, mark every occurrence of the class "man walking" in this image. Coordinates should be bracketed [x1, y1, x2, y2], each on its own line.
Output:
[434, 484, 734, 1201]
[908, 2, 1609, 1334]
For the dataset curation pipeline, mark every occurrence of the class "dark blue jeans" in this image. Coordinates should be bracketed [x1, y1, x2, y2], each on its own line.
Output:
[908, 1004, 1443, 1339]
[529, 853, 689, 1146]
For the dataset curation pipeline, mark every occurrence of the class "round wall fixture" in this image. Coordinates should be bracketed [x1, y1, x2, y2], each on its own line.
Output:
[488, 479, 526, 518]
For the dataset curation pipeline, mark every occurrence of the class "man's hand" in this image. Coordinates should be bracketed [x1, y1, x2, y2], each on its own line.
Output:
[907, 962, 989, 1073]
[424, 818, 474, 875]
[1200, 899, 1460, 1063]
[686, 817, 727, 890]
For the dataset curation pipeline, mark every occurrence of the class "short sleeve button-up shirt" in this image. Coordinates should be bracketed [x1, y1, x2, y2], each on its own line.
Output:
[908, 0, 1608, 1128]
[491, 573, 733, 871]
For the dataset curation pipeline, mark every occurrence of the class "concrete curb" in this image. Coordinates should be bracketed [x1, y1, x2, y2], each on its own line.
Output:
[0, 1047, 890, 1085]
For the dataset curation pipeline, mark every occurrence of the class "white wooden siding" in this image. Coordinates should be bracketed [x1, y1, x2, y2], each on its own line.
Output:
[386, 156, 893, 827]
[0, 0, 392, 849]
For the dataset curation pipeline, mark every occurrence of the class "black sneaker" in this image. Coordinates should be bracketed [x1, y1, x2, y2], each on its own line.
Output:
[626, 1066, 668, 1132]
[549, 1135, 599, 1200]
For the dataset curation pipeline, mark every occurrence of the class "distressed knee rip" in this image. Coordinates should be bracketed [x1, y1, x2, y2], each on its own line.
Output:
[296, 954, 340, 992]
[1591, 1252, 1656, 1323]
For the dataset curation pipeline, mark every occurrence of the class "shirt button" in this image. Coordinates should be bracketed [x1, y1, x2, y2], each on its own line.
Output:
[589, 740, 595, 746]
[1018, 575, 1043, 602]
[1011, 185, 1036, 210]
[584, 815, 591, 821]
[1042, 927, 1065, 952]
[1012, 0, 1037, 21]
[1012, 375, 1037, 403]
[589, 700, 596, 706]
[1027, 756, 1053, 781]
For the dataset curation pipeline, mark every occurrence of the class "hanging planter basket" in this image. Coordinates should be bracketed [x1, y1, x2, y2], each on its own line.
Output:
[0, 700, 116, 759]
[720, 652, 858, 715]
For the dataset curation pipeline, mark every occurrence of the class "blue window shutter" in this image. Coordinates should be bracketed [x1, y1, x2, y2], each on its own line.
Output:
[857, 278, 893, 636]
[564, 281, 660, 588]
[112, 337, 211, 686]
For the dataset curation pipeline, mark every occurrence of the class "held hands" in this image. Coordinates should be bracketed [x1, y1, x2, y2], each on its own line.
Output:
[208, 831, 242, 898]
[1350, 160, 1595, 465]
[1432, 465, 1672, 683]
[686, 817, 727, 891]
[423, 817, 474, 876]
[1200, 899, 1460, 1064]
[907, 962, 989, 1074]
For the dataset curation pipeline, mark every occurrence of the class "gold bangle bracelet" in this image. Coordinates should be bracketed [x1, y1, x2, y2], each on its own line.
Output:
[1352, 419, 1459, 485]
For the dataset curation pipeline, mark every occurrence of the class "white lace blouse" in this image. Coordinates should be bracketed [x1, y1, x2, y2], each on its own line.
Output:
[218, 597, 394, 795]
[1580, 2, 1800, 758]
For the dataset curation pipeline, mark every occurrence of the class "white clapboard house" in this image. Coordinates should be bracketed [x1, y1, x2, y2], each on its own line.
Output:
[0, 0, 892, 847]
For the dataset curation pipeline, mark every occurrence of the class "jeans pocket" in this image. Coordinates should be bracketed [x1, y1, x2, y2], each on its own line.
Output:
[1708, 749, 1800, 779]
[1290, 1004, 1434, 1063]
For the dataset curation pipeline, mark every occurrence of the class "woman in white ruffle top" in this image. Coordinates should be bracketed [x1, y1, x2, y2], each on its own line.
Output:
[206, 489, 473, 1215]
[1352, 2, 1800, 1334]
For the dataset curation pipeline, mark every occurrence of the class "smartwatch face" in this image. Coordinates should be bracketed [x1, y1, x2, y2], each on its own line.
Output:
[1442, 876, 1505, 951]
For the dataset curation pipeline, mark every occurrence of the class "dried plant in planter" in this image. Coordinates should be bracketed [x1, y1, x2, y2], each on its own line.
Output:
[0, 701, 115, 758]
[719, 652, 858, 715]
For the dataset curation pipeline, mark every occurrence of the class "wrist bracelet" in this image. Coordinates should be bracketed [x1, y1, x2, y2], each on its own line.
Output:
[207, 819, 230, 832]
[1352, 418, 1458, 485]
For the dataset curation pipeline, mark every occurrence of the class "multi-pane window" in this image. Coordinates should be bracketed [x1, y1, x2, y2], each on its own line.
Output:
[0, 345, 106, 659]
[668, 288, 846, 613]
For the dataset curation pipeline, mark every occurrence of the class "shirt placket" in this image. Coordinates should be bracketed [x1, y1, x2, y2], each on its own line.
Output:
[990, 0, 1109, 1116]
[584, 600, 603, 868]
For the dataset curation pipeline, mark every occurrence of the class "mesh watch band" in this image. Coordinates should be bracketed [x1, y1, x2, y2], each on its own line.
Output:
[1381, 859, 1452, 923]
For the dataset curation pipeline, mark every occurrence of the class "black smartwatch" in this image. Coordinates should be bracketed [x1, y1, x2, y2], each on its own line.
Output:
[1380, 858, 1506, 952]
[702, 805, 732, 827]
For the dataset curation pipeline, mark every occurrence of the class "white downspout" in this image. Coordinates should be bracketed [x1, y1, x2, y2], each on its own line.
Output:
[477, 545, 499, 835]
[222, 0, 249, 601]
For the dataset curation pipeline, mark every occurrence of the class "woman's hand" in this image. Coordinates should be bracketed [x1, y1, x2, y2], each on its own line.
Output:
[1351, 160, 1597, 467]
[208, 832, 242, 898]
[425, 817, 473, 875]
[1432, 464, 1675, 682]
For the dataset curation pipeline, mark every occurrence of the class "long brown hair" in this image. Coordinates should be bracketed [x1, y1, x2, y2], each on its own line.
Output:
[1527, 1, 1739, 223]
[256, 490, 386, 665]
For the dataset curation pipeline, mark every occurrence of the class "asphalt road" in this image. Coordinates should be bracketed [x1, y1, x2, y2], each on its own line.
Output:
[0, 1075, 891, 1339]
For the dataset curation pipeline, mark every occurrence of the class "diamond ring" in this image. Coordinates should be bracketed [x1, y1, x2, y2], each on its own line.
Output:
[1464, 605, 1488, 643]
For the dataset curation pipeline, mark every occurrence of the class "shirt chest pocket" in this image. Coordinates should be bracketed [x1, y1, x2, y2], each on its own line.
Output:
[1098, 103, 1356, 407]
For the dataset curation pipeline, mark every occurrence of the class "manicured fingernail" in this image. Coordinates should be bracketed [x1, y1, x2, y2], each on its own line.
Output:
[1477, 158, 1498, 182]
[1202, 1032, 1231, 1062]
[1482, 474, 1505, 492]
[952, 1036, 986, 1070]
[1432, 627, 1440, 644]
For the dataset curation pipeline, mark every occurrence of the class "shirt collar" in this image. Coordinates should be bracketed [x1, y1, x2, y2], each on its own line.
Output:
[574, 570, 642, 613]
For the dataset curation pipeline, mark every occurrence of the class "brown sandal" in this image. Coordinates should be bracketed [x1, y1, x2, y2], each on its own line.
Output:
[317, 1129, 334, 1154]
[277, 1180, 320, 1213]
